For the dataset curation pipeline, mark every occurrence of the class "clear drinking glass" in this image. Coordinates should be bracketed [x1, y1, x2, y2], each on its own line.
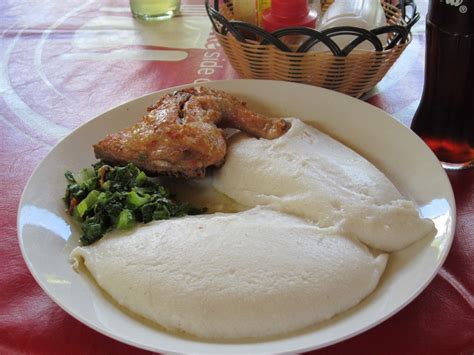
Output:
[129, 0, 181, 21]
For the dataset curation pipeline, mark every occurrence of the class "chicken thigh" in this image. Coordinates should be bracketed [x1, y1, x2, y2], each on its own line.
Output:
[94, 87, 289, 178]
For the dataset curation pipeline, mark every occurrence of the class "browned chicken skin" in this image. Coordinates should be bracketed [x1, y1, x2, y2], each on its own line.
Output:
[94, 87, 290, 178]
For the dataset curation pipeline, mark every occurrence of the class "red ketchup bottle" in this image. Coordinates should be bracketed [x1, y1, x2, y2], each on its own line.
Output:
[411, 0, 474, 170]
[262, 0, 317, 32]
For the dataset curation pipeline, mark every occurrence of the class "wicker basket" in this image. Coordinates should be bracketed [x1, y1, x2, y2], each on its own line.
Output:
[206, 0, 419, 97]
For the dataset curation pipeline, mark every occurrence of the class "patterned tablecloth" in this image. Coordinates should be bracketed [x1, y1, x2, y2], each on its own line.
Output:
[1, 0, 473, 354]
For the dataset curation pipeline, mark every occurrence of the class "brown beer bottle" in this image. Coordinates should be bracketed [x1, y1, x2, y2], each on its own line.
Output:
[411, 0, 474, 170]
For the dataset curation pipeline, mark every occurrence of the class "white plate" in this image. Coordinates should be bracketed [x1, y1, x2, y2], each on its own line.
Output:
[18, 80, 455, 354]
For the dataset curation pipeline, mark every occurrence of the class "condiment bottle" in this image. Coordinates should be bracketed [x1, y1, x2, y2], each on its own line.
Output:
[411, 0, 474, 170]
[257, 0, 271, 26]
[234, 0, 257, 25]
[316, 0, 387, 51]
[262, 0, 317, 32]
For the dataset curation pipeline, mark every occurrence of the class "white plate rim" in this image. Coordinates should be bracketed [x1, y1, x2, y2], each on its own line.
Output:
[17, 79, 456, 354]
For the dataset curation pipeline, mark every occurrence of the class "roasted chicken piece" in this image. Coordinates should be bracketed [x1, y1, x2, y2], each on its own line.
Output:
[94, 87, 290, 178]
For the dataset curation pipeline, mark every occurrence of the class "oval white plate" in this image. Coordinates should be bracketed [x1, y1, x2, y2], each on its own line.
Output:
[18, 80, 455, 353]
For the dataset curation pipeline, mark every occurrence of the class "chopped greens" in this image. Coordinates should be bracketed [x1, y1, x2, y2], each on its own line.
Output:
[64, 161, 204, 245]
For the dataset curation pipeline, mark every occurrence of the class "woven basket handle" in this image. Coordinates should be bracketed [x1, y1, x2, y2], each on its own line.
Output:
[205, 0, 419, 55]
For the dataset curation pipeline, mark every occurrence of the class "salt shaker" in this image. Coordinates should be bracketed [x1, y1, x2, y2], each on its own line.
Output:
[316, 0, 388, 50]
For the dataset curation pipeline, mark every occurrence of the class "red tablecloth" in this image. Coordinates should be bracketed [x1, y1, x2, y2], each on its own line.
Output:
[1, 1, 473, 354]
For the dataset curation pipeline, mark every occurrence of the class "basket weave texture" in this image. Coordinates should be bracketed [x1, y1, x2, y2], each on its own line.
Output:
[208, 1, 412, 97]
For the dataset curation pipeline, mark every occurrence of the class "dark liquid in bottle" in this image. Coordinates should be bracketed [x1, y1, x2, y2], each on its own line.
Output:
[411, 19, 474, 168]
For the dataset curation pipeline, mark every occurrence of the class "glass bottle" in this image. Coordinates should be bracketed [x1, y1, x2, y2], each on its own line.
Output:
[411, 0, 474, 170]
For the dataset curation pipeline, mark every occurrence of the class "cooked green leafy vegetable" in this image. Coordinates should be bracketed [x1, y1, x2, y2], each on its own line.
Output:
[64, 161, 204, 245]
